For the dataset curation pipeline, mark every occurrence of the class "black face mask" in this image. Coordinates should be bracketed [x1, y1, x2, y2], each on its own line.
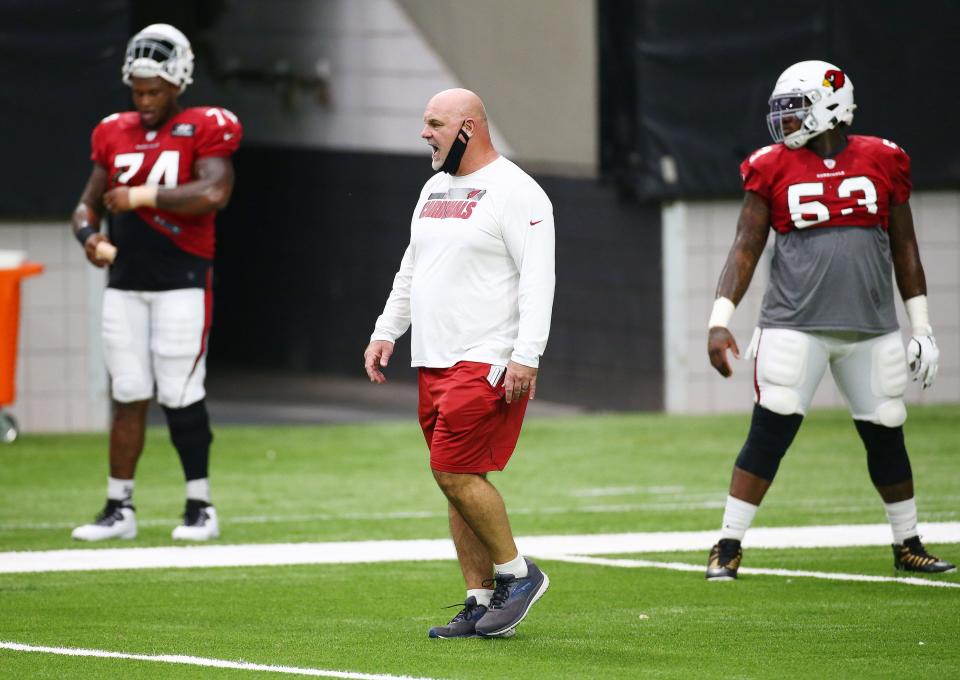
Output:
[439, 122, 470, 174]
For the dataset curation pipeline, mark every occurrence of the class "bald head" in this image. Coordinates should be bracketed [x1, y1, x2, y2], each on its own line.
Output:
[421, 88, 498, 175]
[426, 88, 488, 124]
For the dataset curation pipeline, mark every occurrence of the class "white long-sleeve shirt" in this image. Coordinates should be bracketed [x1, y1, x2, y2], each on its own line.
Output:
[371, 156, 555, 368]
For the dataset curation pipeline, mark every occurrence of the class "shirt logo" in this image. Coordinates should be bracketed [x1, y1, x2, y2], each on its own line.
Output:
[823, 158, 836, 169]
[420, 187, 486, 220]
[420, 200, 477, 220]
[171, 123, 195, 137]
[145, 130, 157, 142]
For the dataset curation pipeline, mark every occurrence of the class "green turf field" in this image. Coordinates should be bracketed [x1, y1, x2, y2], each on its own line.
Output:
[1, 405, 958, 679]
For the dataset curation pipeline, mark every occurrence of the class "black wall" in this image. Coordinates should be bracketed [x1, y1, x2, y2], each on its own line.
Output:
[0, 0, 129, 216]
[0, 0, 231, 217]
[600, 0, 960, 200]
[211, 148, 663, 411]
[537, 174, 662, 410]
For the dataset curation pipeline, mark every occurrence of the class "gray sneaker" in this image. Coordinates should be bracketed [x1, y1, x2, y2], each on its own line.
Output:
[428, 596, 488, 638]
[475, 559, 549, 637]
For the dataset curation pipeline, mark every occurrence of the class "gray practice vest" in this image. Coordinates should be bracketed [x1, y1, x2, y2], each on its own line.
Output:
[759, 225, 899, 334]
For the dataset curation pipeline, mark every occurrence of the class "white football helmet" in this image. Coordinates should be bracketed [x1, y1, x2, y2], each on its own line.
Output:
[766, 60, 856, 149]
[121, 24, 194, 93]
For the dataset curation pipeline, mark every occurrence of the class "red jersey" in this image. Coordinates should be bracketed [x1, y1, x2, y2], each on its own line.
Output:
[740, 135, 911, 234]
[91, 106, 242, 259]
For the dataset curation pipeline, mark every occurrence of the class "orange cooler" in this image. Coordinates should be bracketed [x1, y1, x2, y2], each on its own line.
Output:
[0, 260, 44, 408]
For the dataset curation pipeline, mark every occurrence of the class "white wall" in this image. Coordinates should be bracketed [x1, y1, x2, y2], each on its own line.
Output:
[0, 223, 108, 433]
[663, 191, 960, 413]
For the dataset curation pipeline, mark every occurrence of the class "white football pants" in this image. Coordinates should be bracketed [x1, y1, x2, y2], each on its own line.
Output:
[101, 288, 209, 408]
[751, 328, 908, 427]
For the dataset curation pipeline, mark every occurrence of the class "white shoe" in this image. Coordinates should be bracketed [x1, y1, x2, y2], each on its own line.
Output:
[72, 500, 137, 541]
[172, 500, 220, 541]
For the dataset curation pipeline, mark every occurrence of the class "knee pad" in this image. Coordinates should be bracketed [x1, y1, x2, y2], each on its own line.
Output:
[157, 377, 206, 409]
[163, 399, 213, 481]
[111, 377, 153, 403]
[855, 420, 912, 486]
[875, 399, 907, 428]
[735, 404, 804, 481]
[156, 353, 207, 407]
[758, 386, 802, 416]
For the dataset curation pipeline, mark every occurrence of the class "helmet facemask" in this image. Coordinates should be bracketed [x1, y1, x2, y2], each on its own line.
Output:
[767, 93, 817, 149]
[765, 60, 856, 149]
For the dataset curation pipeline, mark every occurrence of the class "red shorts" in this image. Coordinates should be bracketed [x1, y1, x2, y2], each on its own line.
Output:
[418, 361, 529, 474]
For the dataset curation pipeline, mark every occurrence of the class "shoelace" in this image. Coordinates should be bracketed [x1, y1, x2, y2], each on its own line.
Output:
[483, 575, 515, 610]
[901, 543, 936, 565]
[440, 601, 480, 623]
[95, 501, 128, 525]
[183, 501, 208, 526]
[716, 541, 741, 565]
[902, 538, 937, 558]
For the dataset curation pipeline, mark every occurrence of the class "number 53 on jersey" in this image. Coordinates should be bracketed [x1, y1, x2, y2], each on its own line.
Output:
[742, 136, 911, 234]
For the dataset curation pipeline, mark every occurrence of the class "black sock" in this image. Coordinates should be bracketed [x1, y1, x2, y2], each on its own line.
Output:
[162, 399, 213, 481]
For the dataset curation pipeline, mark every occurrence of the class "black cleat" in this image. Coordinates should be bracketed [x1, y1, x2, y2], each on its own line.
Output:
[706, 539, 742, 580]
[893, 537, 956, 573]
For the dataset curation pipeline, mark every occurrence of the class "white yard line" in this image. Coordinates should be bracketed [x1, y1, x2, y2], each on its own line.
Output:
[1, 522, 958, 575]
[0, 641, 437, 679]
[0, 539, 458, 574]
[541, 554, 960, 589]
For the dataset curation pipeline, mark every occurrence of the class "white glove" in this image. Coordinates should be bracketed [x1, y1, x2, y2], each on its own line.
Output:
[907, 335, 939, 389]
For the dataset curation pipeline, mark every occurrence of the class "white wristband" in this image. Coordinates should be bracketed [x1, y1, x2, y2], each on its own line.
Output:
[708, 297, 735, 329]
[904, 295, 932, 336]
[128, 185, 158, 209]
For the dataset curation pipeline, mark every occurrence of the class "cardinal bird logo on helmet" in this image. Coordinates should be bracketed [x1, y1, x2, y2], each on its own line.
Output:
[823, 69, 845, 91]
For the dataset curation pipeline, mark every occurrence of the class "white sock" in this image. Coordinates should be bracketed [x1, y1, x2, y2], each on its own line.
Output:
[186, 478, 211, 503]
[884, 498, 918, 544]
[494, 553, 528, 578]
[107, 477, 134, 503]
[719, 495, 759, 541]
[467, 588, 494, 608]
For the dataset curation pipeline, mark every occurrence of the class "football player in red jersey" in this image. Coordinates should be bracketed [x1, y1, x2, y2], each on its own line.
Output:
[703, 60, 954, 579]
[70, 24, 242, 541]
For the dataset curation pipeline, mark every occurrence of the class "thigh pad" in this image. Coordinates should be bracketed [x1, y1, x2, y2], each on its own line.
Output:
[755, 329, 822, 416]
